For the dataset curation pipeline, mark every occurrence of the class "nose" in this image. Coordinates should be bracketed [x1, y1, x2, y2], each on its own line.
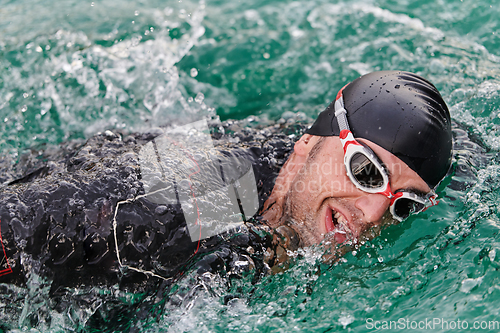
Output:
[354, 193, 391, 224]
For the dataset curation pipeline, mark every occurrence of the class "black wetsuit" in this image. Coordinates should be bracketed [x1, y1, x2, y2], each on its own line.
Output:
[0, 120, 301, 296]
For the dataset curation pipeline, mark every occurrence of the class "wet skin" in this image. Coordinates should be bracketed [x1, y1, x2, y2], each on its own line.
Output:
[262, 134, 431, 247]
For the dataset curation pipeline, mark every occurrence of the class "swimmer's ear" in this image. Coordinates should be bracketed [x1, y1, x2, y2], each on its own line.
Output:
[294, 134, 316, 156]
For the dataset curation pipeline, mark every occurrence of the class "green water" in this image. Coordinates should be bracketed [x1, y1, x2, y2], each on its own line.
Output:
[1, 0, 500, 331]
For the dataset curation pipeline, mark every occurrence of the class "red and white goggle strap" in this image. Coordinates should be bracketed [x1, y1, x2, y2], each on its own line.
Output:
[335, 85, 362, 150]
[334, 87, 349, 132]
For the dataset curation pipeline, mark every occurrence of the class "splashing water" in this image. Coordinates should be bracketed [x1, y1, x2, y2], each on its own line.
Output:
[1, 0, 500, 331]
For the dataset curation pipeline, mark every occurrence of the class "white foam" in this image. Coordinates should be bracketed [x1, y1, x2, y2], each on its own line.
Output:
[460, 277, 483, 293]
[308, 3, 444, 38]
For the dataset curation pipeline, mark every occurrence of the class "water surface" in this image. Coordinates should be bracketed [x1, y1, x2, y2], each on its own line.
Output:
[1, 0, 500, 331]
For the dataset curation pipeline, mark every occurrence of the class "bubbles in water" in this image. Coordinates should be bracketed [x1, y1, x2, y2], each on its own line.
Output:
[190, 68, 199, 77]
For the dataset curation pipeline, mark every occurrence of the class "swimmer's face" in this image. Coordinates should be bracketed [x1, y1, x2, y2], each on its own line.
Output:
[263, 134, 431, 248]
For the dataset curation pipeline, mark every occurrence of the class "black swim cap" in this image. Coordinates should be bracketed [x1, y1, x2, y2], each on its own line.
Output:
[306, 71, 452, 188]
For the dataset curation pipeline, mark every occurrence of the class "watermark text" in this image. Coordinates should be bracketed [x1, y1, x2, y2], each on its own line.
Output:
[366, 318, 499, 330]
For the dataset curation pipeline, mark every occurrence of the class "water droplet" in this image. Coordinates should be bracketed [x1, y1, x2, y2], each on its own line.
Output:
[378, 256, 384, 262]
[263, 52, 270, 59]
[460, 277, 483, 293]
[489, 249, 496, 262]
[21, 105, 27, 112]
[179, 179, 191, 189]
[23, 93, 29, 98]
[339, 313, 354, 329]
[195, 92, 204, 104]
[91, 2, 94, 6]
[134, 10, 139, 16]
[190, 68, 198, 77]
[164, 7, 173, 15]
[155, 206, 168, 215]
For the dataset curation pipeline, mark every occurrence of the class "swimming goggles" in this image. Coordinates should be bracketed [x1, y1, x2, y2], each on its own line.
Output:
[334, 87, 438, 221]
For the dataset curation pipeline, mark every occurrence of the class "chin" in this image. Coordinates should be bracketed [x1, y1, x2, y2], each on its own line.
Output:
[284, 219, 323, 247]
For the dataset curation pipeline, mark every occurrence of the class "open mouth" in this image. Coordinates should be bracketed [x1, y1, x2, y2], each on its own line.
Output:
[325, 206, 352, 245]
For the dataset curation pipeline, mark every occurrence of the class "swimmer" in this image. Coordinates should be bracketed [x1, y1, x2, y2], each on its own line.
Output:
[0, 70, 452, 290]
[261, 70, 453, 251]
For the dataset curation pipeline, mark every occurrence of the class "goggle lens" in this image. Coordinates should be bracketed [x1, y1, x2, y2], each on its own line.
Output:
[350, 152, 385, 189]
[393, 197, 425, 219]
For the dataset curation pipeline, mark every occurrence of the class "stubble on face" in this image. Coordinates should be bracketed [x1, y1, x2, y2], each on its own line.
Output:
[279, 137, 331, 246]
[277, 137, 395, 250]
